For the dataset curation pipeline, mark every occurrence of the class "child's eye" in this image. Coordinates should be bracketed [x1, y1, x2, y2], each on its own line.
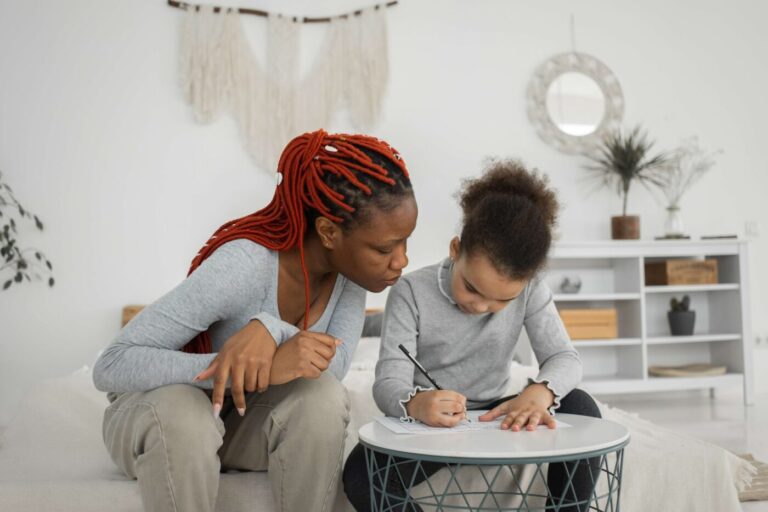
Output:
[376, 247, 393, 255]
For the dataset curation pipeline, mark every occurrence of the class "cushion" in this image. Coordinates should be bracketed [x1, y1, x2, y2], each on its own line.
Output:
[361, 310, 384, 338]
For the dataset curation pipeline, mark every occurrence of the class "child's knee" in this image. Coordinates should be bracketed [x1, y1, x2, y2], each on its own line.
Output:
[343, 443, 369, 510]
[558, 388, 601, 418]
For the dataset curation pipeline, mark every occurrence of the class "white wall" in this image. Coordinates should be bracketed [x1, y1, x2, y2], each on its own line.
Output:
[1, 0, 767, 427]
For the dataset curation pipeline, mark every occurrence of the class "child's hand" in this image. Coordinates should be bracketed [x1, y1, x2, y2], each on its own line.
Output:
[406, 390, 467, 428]
[478, 383, 557, 431]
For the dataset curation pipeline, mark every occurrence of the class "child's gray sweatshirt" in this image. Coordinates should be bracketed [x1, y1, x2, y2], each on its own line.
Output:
[373, 258, 582, 418]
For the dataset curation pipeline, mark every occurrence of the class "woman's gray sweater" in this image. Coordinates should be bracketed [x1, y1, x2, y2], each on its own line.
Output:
[93, 239, 366, 399]
[373, 258, 582, 418]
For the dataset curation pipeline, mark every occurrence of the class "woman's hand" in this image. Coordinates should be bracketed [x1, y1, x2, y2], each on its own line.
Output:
[193, 320, 276, 417]
[269, 331, 341, 385]
[478, 383, 557, 431]
[405, 390, 467, 428]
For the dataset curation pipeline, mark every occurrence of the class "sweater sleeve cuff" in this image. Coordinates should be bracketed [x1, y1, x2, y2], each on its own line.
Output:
[251, 312, 288, 346]
[527, 377, 563, 416]
[398, 386, 434, 422]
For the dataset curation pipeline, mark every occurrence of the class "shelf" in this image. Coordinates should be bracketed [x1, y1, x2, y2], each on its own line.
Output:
[644, 284, 739, 293]
[544, 240, 750, 403]
[646, 334, 741, 345]
[554, 293, 641, 302]
[551, 240, 744, 259]
[644, 373, 744, 391]
[580, 376, 645, 395]
[582, 373, 743, 394]
[572, 338, 642, 347]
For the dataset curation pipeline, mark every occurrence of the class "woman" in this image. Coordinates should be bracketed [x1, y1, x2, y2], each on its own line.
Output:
[93, 129, 417, 512]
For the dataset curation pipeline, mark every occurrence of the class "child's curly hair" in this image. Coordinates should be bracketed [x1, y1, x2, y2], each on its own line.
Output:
[458, 159, 559, 280]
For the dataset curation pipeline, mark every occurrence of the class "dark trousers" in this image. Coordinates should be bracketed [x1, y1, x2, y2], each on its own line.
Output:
[343, 388, 602, 512]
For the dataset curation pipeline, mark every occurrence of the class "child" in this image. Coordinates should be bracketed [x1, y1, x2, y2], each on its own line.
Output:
[343, 160, 601, 512]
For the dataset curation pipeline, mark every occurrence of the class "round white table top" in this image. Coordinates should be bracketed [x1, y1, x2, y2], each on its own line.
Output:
[358, 414, 629, 462]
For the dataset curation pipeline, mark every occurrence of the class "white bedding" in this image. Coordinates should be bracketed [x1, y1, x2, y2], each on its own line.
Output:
[0, 337, 754, 511]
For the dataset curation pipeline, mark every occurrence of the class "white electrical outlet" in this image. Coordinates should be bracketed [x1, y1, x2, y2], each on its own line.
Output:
[745, 220, 760, 238]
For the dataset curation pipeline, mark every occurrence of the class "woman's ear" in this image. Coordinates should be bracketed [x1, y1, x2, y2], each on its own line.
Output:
[315, 216, 342, 249]
[449, 236, 461, 261]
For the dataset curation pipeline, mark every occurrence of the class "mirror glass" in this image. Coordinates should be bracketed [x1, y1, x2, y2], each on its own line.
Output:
[545, 72, 605, 136]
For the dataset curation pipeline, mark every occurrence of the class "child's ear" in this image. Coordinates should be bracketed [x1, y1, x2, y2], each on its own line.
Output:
[449, 236, 461, 261]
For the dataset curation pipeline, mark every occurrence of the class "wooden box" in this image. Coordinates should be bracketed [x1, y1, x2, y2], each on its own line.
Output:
[559, 308, 618, 340]
[644, 259, 718, 286]
[122, 305, 145, 327]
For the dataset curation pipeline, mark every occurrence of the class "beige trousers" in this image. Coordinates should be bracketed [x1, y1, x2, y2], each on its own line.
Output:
[102, 373, 350, 512]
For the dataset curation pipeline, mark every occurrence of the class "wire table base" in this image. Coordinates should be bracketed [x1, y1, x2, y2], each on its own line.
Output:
[363, 444, 626, 512]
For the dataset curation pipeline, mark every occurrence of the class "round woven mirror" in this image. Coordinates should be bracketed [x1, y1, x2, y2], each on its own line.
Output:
[527, 52, 624, 154]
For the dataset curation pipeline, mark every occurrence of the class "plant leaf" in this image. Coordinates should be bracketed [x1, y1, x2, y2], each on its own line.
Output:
[3, 280, 11, 290]
[48, 277, 55, 287]
[583, 125, 670, 206]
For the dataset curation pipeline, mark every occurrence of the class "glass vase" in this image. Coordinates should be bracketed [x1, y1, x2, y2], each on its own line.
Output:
[664, 206, 686, 238]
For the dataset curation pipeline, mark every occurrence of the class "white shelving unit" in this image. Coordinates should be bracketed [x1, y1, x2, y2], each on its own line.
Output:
[540, 240, 753, 405]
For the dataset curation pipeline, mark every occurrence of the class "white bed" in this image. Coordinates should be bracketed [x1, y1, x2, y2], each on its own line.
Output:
[0, 337, 754, 511]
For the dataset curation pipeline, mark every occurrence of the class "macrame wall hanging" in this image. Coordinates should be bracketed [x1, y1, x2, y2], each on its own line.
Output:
[168, 0, 397, 172]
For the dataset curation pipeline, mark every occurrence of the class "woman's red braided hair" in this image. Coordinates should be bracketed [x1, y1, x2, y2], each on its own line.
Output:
[182, 129, 409, 354]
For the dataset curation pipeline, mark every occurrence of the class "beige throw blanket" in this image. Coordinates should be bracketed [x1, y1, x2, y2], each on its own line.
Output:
[599, 405, 755, 512]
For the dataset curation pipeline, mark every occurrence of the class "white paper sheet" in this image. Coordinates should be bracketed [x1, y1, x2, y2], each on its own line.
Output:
[375, 410, 571, 435]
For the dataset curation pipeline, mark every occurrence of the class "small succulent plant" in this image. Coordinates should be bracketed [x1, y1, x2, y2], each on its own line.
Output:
[669, 295, 691, 312]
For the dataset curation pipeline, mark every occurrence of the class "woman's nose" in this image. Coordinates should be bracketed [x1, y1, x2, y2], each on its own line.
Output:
[390, 244, 408, 271]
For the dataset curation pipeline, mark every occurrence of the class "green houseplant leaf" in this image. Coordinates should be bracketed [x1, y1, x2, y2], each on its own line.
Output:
[0, 170, 54, 290]
[584, 126, 670, 216]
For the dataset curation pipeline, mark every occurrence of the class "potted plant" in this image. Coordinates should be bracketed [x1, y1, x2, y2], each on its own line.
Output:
[0, 170, 54, 290]
[668, 295, 695, 336]
[585, 126, 669, 239]
[654, 137, 721, 239]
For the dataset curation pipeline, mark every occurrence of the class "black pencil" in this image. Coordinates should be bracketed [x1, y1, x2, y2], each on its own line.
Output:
[398, 344, 471, 422]
[398, 344, 442, 389]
